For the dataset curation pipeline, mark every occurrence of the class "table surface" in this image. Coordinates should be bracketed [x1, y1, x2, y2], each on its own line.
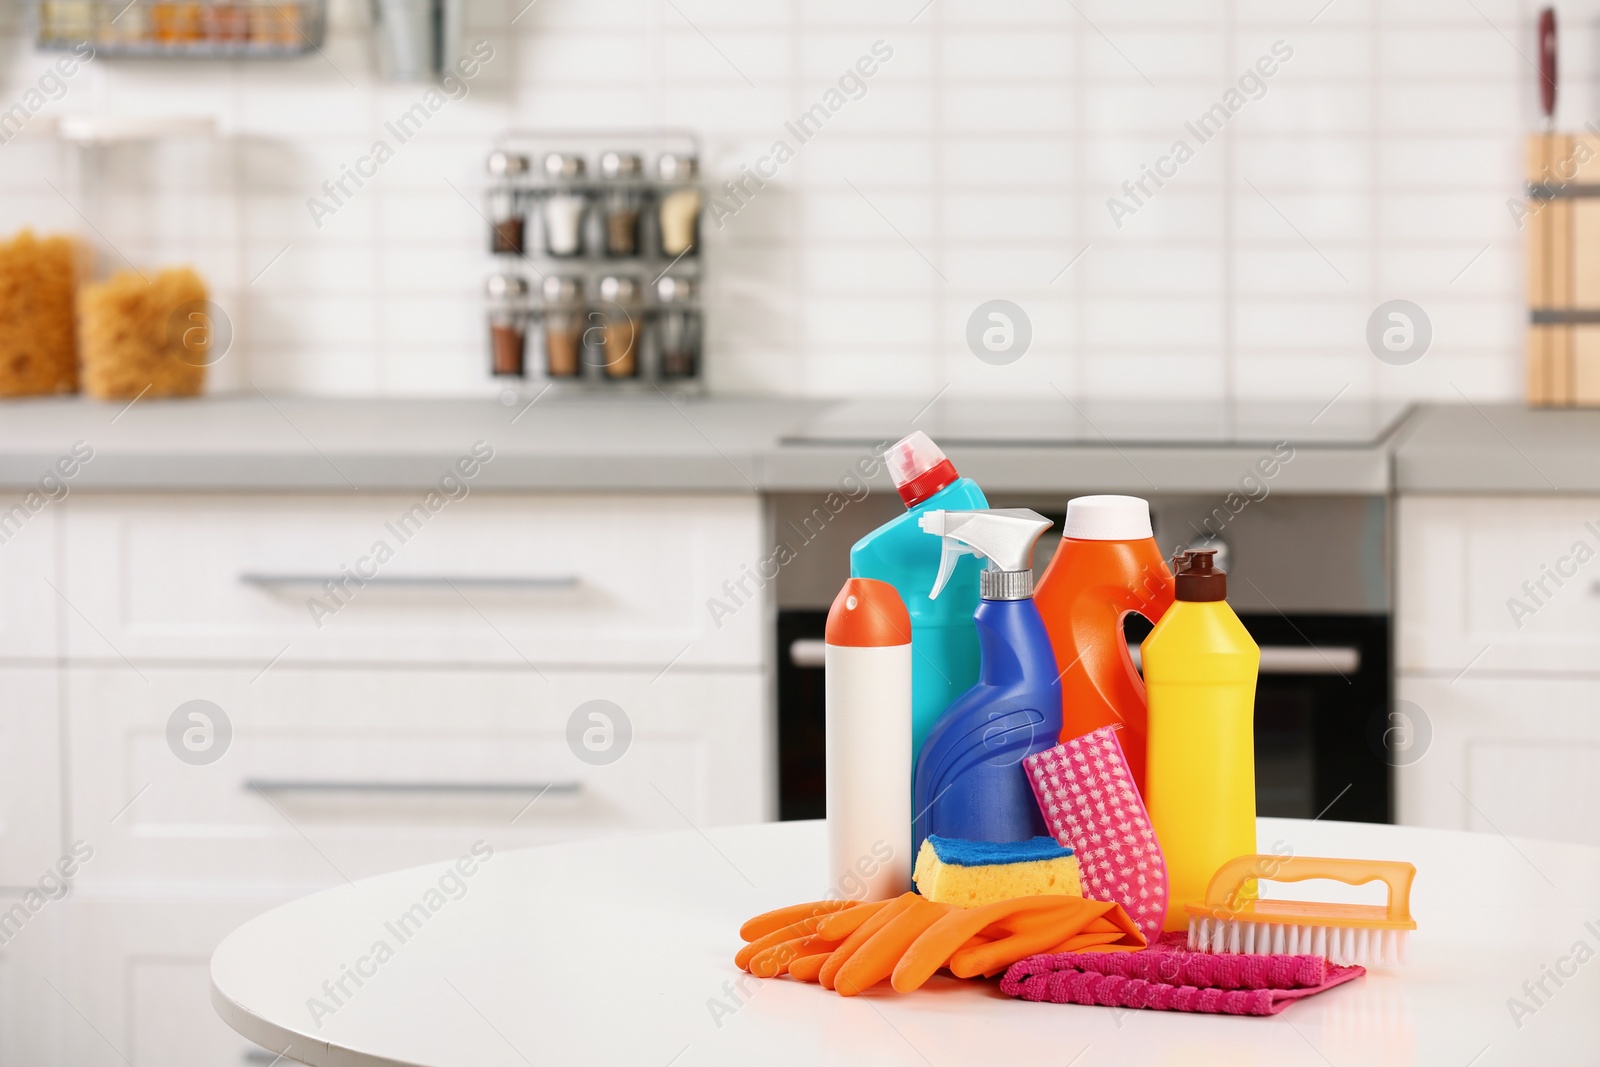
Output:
[211, 818, 1600, 1067]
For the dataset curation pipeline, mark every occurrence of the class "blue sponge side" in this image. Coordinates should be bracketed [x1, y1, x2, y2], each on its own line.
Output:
[926, 835, 1072, 867]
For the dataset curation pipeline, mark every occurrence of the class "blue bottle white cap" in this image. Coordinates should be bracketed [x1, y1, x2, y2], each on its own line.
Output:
[1061, 495, 1152, 541]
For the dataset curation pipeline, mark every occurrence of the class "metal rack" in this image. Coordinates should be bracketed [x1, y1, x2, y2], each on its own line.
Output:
[483, 129, 705, 395]
[34, 0, 325, 57]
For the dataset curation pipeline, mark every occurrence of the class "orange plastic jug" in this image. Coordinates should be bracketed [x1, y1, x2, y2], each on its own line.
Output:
[1034, 496, 1174, 793]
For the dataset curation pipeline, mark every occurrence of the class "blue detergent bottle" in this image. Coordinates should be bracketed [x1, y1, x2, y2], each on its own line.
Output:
[912, 509, 1061, 856]
[850, 432, 989, 779]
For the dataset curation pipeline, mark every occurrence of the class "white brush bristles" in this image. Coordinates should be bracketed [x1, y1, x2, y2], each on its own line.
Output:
[1186, 917, 1409, 967]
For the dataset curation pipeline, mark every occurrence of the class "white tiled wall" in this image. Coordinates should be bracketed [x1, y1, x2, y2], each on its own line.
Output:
[0, 0, 1569, 400]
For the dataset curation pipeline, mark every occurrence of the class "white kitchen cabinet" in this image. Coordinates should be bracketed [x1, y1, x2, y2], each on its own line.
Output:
[51, 893, 294, 1067]
[3, 486, 775, 1064]
[60, 493, 764, 670]
[1397, 496, 1600, 847]
[66, 664, 770, 890]
[0, 890, 65, 1067]
[0, 668, 61, 887]
[1397, 495, 1600, 675]
[1396, 675, 1600, 847]
[0, 503, 59, 660]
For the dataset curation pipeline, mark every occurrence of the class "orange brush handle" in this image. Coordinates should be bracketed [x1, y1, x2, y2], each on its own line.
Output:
[1197, 854, 1416, 926]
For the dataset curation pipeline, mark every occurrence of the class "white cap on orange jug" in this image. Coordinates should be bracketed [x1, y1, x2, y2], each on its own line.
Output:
[1061, 495, 1153, 541]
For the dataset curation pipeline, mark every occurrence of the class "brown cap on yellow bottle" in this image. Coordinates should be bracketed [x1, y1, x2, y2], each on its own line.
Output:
[1171, 549, 1227, 602]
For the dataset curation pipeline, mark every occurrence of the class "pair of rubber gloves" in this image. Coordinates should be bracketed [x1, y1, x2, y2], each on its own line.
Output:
[734, 892, 1145, 996]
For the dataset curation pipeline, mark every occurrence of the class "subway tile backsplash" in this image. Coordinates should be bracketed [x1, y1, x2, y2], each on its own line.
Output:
[0, 0, 1563, 401]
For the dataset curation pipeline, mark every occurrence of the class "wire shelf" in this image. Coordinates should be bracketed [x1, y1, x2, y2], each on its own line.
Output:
[35, 0, 326, 57]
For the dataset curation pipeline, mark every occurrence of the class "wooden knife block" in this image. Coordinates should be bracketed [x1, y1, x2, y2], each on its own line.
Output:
[1527, 133, 1600, 405]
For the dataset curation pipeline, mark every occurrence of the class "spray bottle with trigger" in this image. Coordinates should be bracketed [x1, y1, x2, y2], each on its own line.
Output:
[912, 509, 1062, 857]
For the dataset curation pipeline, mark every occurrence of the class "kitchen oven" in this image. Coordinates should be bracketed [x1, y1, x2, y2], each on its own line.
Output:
[773, 492, 1393, 825]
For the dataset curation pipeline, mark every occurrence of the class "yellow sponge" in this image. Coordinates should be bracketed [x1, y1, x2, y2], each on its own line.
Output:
[913, 835, 1082, 908]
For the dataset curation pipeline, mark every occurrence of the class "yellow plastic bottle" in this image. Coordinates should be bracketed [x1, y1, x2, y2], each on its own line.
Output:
[1142, 549, 1260, 933]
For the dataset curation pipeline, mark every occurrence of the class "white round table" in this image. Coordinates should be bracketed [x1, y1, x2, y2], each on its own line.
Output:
[212, 818, 1600, 1066]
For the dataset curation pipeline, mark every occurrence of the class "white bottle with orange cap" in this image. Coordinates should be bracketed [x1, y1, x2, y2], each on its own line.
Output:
[825, 577, 912, 901]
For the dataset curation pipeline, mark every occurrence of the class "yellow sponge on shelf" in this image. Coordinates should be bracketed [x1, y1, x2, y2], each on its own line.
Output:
[913, 835, 1083, 908]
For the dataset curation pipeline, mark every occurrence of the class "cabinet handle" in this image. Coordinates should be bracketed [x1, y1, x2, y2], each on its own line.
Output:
[239, 573, 580, 590]
[795, 636, 1362, 676]
[244, 779, 582, 795]
[1257, 645, 1360, 675]
[790, 638, 826, 668]
[1126, 644, 1359, 675]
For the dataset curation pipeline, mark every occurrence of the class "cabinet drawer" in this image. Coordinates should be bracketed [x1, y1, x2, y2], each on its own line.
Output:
[0, 668, 61, 886]
[1397, 495, 1600, 674]
[61, 492, 764, 668]
[1396, 675, 1600, 846]
[0, 503, 58, 659]
[52, 894, 294, 1067]
[67, 665, 769, 889]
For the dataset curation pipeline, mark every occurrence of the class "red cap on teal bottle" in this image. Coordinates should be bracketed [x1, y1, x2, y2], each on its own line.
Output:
[886, 431, 959, 507]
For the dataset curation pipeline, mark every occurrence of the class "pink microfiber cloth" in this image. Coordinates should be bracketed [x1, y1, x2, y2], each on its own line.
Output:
[1023, 727, 1167, 944]
[999, 933, 1366, 1016]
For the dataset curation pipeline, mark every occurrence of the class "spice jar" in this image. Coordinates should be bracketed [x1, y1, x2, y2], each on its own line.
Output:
[540, 275, 585, 379]
[42, 0, 95, 41]
[271, 0, 303, 43]
[656, 153, 701, 259]
[540, 153, 589, 258]
[599, 151, 645, 257]
[247, 2, 276, 44]
[655, 276, 701, 380]
[593, 275, 643, 379]
[153, 1, 202, 42]
[204, 2, 249, 42]
[486, 151, 530, 256]
[486, 274, 531, 378]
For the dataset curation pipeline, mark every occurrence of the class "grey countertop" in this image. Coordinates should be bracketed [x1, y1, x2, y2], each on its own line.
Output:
[1392, 402, 1600, 493]
[0, 393, 1592, 496]
[0, 395, 819, 493]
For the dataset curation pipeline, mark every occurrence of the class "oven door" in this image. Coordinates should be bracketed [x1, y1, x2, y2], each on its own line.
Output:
[777, 611, 1392, 824]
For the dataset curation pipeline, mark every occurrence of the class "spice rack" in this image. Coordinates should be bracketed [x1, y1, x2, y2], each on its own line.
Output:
[34, 0, 325, 57]
[482, 130, 705, 394]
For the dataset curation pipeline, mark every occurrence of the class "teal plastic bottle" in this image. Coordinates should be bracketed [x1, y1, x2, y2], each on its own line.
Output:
[850, 432, 988, 776]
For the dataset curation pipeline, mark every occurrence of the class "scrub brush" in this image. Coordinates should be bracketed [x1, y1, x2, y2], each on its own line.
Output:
[1185, 855, 1416, 967]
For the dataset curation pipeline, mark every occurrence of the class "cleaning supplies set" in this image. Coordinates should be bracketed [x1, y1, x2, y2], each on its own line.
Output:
[734, 430, 1417, 1013]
